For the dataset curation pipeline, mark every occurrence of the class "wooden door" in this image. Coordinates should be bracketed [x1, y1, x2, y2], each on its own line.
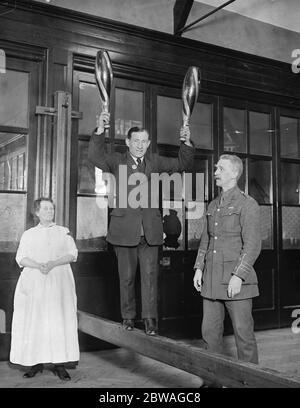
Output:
[0, 52, 42, 360]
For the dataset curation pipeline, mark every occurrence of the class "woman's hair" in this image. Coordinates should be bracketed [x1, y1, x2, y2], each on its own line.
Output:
[33, 197, 55, 213]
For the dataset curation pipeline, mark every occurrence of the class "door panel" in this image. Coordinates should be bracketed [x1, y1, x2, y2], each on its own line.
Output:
[0, 55, 41, 360]
[278, 109, 300, 327]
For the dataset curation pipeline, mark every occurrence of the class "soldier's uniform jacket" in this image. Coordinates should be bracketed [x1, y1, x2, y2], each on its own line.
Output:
[194, 185, 261, 300]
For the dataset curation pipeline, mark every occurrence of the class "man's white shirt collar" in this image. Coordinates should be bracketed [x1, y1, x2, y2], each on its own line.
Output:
[130, 154, 144, 164]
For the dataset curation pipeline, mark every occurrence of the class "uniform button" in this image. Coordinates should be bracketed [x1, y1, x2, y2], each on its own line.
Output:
[217, 208, 220, 212]
[215, 236, 218, 240]
[215, 222, 218, 226]
[213, 250, 216, 253]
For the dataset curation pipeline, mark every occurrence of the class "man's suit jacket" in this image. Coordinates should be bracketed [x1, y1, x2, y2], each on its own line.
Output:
[88, 132, 194, 246]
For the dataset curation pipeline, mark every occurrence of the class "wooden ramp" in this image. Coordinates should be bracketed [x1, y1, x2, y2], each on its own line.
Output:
[78, 311, 300, 388]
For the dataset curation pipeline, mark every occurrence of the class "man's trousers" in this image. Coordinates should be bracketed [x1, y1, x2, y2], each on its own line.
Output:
[114, 237, 158, 319]
[202, 297, 258, 364]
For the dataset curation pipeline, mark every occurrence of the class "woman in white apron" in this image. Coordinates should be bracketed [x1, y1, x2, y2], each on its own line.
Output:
[10, 197, 79, 381]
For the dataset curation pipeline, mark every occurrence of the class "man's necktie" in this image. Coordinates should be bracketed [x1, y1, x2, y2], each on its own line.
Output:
[136, 157, 145, 173]
[136, 157, 145, 236]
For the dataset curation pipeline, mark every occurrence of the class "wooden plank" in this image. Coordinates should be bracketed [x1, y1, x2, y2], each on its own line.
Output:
[78, 311, 300, 388]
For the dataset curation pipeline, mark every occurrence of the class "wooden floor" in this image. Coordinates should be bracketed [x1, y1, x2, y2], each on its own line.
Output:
[186, 327, 300, 379]
[0, 328, 299, 388]
[224, 327, 300, 378]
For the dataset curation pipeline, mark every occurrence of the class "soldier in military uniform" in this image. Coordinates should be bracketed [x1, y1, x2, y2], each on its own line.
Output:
[193, 154, 261, 364]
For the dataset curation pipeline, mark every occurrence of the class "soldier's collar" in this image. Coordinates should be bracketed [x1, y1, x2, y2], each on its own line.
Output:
[220, 185, 240, 205]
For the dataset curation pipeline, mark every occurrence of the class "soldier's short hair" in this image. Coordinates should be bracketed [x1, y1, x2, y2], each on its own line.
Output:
[219, 154, 243, 180]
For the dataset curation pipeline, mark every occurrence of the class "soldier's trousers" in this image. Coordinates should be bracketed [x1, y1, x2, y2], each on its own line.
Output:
[114, 237, 158, 320]
[202, 298, 258, 364]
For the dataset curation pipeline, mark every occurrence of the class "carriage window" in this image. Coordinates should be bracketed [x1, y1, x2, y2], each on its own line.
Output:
[0, 193, 26, 251]
[249, 159, 272, 204]
[282, 207, 300, 249]
[223, 107, 246, 153]
[78, 82, 99, 136]
[115, 88, 144, 139]
[249, 111, 272, 156]
[0, 70, 28, 128]
[157, 96, 213, 149]
[281, 162, 300, 205]
[76, 139, 108, 251]
[0, 67, 29, 252]
[76, 195, 108, 251]
[0, 133, 27, 191]
[260, 205, 273, 249]
[280, 116, 299, 158]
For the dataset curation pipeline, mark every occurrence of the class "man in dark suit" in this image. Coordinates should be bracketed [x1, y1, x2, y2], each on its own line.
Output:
[89, 111, 194, 335]
[193, 154, 261, 363]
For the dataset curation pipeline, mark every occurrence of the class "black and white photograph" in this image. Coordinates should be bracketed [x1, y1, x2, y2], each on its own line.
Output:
[0, 0, 300, 395]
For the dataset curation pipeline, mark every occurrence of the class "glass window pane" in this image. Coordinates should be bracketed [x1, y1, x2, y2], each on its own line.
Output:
[192, 158, 208, 201]
[249, 159, 272, 204]
[157, 96, 181, 145]
[0, 70, 28, 128]
[224, 107, 246, 153]
[76, 196, 108, 251]
[0, 193, 26, 251]
[190, 103, 213, 149]
[281, 162, 300, 205]
[237, 158, 246, 192]
[78, 139, 111, 197]
[78, 82, 100, 135]
[157, 96, 213, 148]
[249, 111, 272, 155]
[187, 207, 206, 250]
[78, 140, 95, 194]
[260, 205, 273, 249]
[162, 201, 184, 250]
[280, 116, 300, 158]
[115, 88, 144, 139]
[0, 133, 27, 191]
[78, 139, 111, 196]
[282, 206, 300, 249]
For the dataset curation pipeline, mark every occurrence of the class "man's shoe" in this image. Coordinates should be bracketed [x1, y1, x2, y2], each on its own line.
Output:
[144, 318, 157, 336]
[122, 319, 134, 331]
[23, 363, 43, 378]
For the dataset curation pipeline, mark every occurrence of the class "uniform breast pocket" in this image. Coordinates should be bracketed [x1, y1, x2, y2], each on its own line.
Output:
[207, 210, 216, 233]
[221, 208, 241, 232]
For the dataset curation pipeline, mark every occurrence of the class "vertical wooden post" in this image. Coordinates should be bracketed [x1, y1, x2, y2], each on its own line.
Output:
[53, 91, 72, 227]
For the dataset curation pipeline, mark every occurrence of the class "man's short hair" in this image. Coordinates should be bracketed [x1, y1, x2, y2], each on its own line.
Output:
[219, 154, 243, 180]
[127, 126, 150, 140]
